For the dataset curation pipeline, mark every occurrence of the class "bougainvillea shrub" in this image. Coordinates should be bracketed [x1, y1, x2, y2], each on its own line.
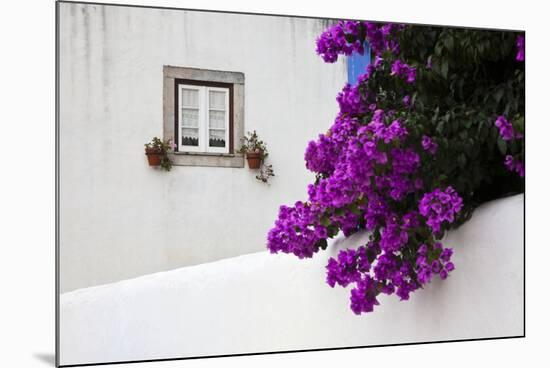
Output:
[267, 22, 525, 314]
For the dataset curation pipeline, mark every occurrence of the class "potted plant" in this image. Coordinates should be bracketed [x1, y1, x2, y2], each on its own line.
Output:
[238, 130, 268, 169]
[144, 137, 174, 171]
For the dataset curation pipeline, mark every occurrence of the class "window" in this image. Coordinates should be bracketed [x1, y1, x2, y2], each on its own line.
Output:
[163, 66, 245, 168]
[176, 81, 232, 154]
[347, 42, 371, 86]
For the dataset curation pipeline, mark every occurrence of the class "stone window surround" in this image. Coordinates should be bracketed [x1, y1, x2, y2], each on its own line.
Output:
[163, 65, 245, 168]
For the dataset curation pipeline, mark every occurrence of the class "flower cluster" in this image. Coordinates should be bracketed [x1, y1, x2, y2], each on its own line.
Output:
[268, 21, 524, 315]
[495, 115, 521, 141]
[494, 116, 524, 177]
[316, 21, 403, 63]
[391, 60, 417, 83]
[267, 202, 325, 259]
[327, 236, 456, 315]
[504, 155, 525, 177]
[350, 276, 380, 314]
[326, 246, 371, 288]
[270, 100, 461, 313]
[421, 135, 438, 155]
[270, 21, 465, 314]
[315, 21, 363, 63]
[304, 135, 338, 175]
[418, 187, 463, 233]
[336, 83, 369, 115]
[416, 242, 455, 283]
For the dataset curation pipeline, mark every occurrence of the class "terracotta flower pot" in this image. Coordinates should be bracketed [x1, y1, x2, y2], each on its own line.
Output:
[145, 149, 164, 166]
[246, 151, 262, 169]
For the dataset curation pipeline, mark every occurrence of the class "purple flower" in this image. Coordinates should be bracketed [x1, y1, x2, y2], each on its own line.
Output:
[495, 116, 520, 141]
[316, 21, 403, 63]
[304, 134, 339, 175]
[516, 35, 525, 62]
[431, 260, 441, 273]
[269, 21, 507, 316]
[418, 244, 428, 255]
[418, 187, 463, 233]
[380, 215, 409, 252]
[418, 267, 433, 284]
[504, 155, 525, 177]
[402, 211, 420, 230]
[421, 135, 438, 155]
[326, 246, 371, 288]
[336, 83, 369, 116]
[415, 243, 455, 285]
[368, 118, 409, 144]
[267, 202, 325, 259]
[350, 276, 380, 314]
[402, 95, 412, 108]
[391, 60, 417, 83]
[441, 248, 453, 262]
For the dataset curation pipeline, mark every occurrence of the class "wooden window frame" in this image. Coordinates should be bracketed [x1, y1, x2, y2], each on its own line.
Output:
[175, 79, 234, 154]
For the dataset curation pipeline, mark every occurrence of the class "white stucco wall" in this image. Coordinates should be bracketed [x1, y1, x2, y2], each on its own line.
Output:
[58, 3, 346, 292]
[59, 194, 524, 366]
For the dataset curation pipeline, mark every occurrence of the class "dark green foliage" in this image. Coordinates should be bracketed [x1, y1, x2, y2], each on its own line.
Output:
[372, 26, 524, 229]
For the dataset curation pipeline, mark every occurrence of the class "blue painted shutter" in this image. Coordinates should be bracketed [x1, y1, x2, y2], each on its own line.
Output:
[347, 42, 371, 85]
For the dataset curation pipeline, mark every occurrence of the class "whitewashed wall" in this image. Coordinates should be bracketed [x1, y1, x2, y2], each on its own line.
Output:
[59, 195, 524, 366]
[58, 3, 346, 292]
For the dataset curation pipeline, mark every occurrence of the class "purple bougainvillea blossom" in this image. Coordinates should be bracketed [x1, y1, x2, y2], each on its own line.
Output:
[418, 187, 463, 233]
[270, 20, 522, 315]
[421, 135, 438, 155]
[267, 202, 326, 259]
[495, 115, 522, 141]
[416, 242, 455, 283]
[504, 155, 525, 177]
[316, 21, 404, 63]
[326, 246, 371, 288]
[350, 276, 380, 314]
[516, 35, 525, 62]
[390, 60, 417, 83]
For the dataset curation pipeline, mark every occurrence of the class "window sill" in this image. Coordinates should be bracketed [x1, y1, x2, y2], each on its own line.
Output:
[168, 152, 244, 168]
[174, 151, 237, 157]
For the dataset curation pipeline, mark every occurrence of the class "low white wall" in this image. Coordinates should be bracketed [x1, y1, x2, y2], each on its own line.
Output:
[60, 194, 524, 366]
[58, 3, 346, 292]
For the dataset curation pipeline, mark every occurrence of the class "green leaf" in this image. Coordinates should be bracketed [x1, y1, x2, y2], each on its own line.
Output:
[494, 88, 504, 104]
[444, 36, 454, 51]
[327, 225, 339, 238]
[348, 203, 361, 215]
[497, 138, 507, 155]
[435, 42, 444, 56]
[441, 60, 449, 79]
[436, 121, 445, 134]
[458, 154, 467, 168]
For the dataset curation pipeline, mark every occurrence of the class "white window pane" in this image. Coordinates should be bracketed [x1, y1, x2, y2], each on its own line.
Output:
[181, 88, 199, 107]
[209, 110, 225, 129]
[182, 108, 199, 127]
[209, 129, 226, 148]
[209, 90, 226, 110]
[182, 128, 199, 147]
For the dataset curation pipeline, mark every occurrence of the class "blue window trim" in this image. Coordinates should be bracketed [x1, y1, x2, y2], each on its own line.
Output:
[347, 42, 371, 86]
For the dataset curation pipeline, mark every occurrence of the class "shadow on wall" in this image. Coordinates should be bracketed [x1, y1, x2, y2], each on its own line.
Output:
[33, 353, 55, 367]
